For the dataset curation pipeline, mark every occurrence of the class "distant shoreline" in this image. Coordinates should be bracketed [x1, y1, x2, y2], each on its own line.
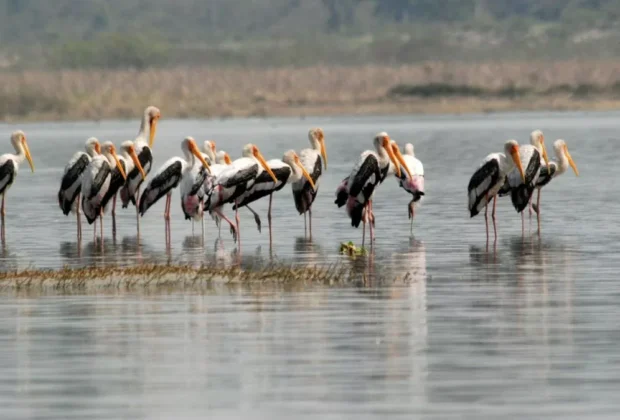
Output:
[2, 62, 620, 122]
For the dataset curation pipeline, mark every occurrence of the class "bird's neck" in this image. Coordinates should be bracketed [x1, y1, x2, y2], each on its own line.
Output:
[12, 143, 25, 163]
[499, 153, 513, 173]
[137, 115, 150, 143]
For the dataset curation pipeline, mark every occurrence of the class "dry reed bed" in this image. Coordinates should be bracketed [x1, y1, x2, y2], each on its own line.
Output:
[3, 60, 620, 120]
[0, 263, 356, 292]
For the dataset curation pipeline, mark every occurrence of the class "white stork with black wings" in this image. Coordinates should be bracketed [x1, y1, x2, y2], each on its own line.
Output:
[291, 128, 327, 239]
[498, 130, 549, 234]
[531, 139, 579, 232]
[204, 144, 277, 248]
[467, 140, 525, 241]
[120, 106, 161, 233]
[392, 141, 425, 233]
[58, 137, 100, 239]
[334, 132, 409, 247]
[233, 150, 316, 246]
[0, 130, 35, 235]
[81, 142, 127, 241]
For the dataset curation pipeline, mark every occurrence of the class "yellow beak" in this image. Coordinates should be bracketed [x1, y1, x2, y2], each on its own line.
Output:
[253, 147, 278, 183]
[391, 143, 412, 179]
[21, 137, 35, 173]
[564, 145, 579, 176]
[129, 147, 146, 180]
[149, 117, 158, 148]
[189, 141, 211, 173]
[510, 147, 526, 183]
[294, 155, 316, 191]
[541, 135, 549, 165]
[224, 153, 232, 165]
[320, 137, 327, 170]
[383, 137, 401, 178]
[111, 150, 127, 180]
[94, 142, 101, 155]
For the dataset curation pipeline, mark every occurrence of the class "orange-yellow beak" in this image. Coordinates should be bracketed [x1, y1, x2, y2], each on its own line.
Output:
[110, 147, 127, 180]
[128, 146, 146, 180]
[564, 144, 579, 176]
[149, 116, 159, 148]
[390, 142, 412, 179]
[510, 145, 525, 183]
[189, 140, 211, 173]
[224, 153, 232, 165]
[319, 132, 327, 170]
[253, 146, 278, 183]
[294, 154, 316, 191]
[382, 136, 401, 178]
[21, 136, 35, 173]
[540, 135, 549, 165]
[94, 142, 101, 155]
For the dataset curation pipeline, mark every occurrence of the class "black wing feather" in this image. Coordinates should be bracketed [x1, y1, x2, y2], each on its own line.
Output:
[348, 154, 380, 200]
[60, 154, 89, 191]
[0, 160, 15, 195]
[293, 157, 322, 214]
[510, 150, 541, 213]
[88, 163, 112, 200]
[100, 160, 127, 211]
[139, 161, 183, 216]
[468, 159, 500, 217]
[234, 166, 291, 209]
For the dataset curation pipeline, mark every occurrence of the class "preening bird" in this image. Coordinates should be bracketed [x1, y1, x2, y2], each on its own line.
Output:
[334, 132, 410, 247]
[81, 141, 127, 240]
[58, 137, 100, 239]
[120, 106, 161, 233]
[204, 143, 277, 248]
[202, 150, 233, 237]
[291, 128, 327, 239]
[531, 139, 579, 232]
[233, 150, 317, 246]
[498, 130, 549, 234]
[0, 130, 35, 234]
[392, 141, 425, 233]
[467, 139, 525, 241]
[203, 140, 217, 164]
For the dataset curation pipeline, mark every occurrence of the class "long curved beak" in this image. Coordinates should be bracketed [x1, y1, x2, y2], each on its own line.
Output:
[510, 147, 526, 183]
[21, 138, 35, 173]
[320, 137, 327, 170]
[189, 141, 211, 173]
[382, 138, 401, 178]
[149, 117, 158, 148]
[111, 150, 127, 180]
[253, 147, 278, 183]
[294, 155, 316, 191]
[129, 147, 146, 180]
[541, 136, 549, 165]
[565, 145, 579, 176]
[391, 143, 412, 179]
[94, 142, 101, 155]
[224, 153, 232, 165]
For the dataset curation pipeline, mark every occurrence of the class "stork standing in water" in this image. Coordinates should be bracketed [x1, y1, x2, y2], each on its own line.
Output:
[58, 137, 101, 240]
[334, 133, 410, 248]
[99, 141, 146, 237]
[204, 144, 277, 250]
[81, 142, 127, 242]
[468, 140, 525, 241]
[203, 149, 233, 238]
[392, 142, 425, 233]
[498, 130, 549, 234]
[120, 106, 161, 235]
[0, 131, 35, 240]
[138, 137, 210, 245]
[292, 128, 327, 239]
[233, 150, 317, 248]
[531, 139, 579, 233]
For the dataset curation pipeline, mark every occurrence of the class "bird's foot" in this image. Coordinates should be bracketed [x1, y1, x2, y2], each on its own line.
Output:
[230, 225, 238, 243]
[253, 214, 262, 233]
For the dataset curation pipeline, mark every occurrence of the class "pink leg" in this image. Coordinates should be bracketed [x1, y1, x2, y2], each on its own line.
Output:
[99, 208, 104, 244]
[268, 193, 273, 249]
[112, 195, 117, 238]
[235, 200, 241, 250]
[308, 207, 312, 240]
[164, 193, 171, 221]
[0, 194, 4, 242]
[491, 195, 498, 241]
[135, 189, 141, 237]
[521, 211, 525, 236]
[214, 208, 237, 242]
[536, 189, 542, 236]
[303, 212, 307, 237]
[76, 194, 82, 241]
[361, 207, 366, 249]
[484, 194, 489, 242]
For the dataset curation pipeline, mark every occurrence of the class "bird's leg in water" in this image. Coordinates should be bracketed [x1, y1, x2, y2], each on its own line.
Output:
[268, 193, 273, 249]
[214, 208, 237, 242]
[76, 194, 82, 241]
[303, 212, 307, 237]
[368, 203, 375, 245]
[409, 201, 415, 234]
[164, 193, 171, 221]
[492, 195, 498, 241]
[244, 205, 262, 233]
[536, 189, 542, 236]
[99, 208, 104, 244]
[528, 195, 533, 224]
[484, 194, 489, 242]
[234, 200, 241, 250]
[309, 207, 313, 240]
[135, 189, 141, 237]
[112, 195, 117, 238]
[201, 212, 205, 244]
[521, 211, 525, 236]
[361, 205, 366, 249]
[1, 193, 5, 219]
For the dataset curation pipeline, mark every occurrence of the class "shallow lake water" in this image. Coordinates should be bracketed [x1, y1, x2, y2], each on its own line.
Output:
[0, 111, 619, 418]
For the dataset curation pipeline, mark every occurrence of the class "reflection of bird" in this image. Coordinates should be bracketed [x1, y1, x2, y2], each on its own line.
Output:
[120, 106, 161, 234]
[335, 133, 409, 247]
[531, 140, 579, 234]
[468, 140, 525, 241]
[0, 131, 35, 239]
[81, 141, 127, 241]
[291, 128, 327, 240]
[204, 144, 277, 249]
[498, 130, 549, 233]
[392, 142, 425, 233]
[233, 150, 316, 247]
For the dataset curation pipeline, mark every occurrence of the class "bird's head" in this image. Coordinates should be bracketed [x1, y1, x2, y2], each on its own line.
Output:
[504, 139, 525, 183]
[102, 141, 127, 181]
[283, 149, 316, 191]
[85, 137, 101, 156]
[183, 136, 211, 173]
[309, 128, 327, 170]
[121, 140, 146, 181]
[530, 129, 549, 165]
[554, 139, 579, 176]
[11, 130, 34, 173]
[145, 106, 161, 147]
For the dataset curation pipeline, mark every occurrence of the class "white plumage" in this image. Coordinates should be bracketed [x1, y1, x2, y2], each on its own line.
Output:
[392, 141, 425, 232]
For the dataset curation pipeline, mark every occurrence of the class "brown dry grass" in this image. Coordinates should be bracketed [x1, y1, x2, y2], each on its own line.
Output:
[3, 60, 620, 121]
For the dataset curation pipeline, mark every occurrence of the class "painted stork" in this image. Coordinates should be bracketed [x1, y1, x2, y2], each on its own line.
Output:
[138, 137, 210, 243]
[203, 140, 217, 163]
[392, 141, 425, 233]
[498, 130, 549, 234]
[204, 143, 277, 249]
[467, 140, 525, 241]
[81, 141, 127, 241]
[233, 150, 317, 247]
[58, 137, 100, 240]
[99, 141, 146, 237]
[120, 106, 161, 234]
[0, 130, 35, 238]
[334, 133, 410, 247]
[291, 128, 327, 239]
[531, 139, 579, 233]
[203, 150, 233, 238]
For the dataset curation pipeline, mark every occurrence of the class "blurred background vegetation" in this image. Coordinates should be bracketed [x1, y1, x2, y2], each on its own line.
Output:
[2, 0, 620, 70]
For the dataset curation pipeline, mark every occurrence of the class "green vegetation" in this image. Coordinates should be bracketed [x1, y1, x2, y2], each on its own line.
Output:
[1, 1, 620, 69]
